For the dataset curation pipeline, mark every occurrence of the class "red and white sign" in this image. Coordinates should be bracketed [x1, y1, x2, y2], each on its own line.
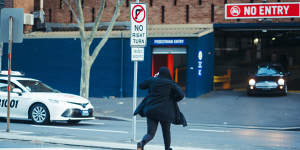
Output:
[131, 4, 146, 23]
[225, 2, 300, 19]
[130, 3, 147, 47]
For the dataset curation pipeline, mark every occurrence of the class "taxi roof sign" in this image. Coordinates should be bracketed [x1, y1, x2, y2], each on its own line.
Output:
[0, 71, 24, 76]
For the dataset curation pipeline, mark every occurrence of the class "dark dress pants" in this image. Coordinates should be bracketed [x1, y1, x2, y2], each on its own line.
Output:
[141, 117, 171, 150]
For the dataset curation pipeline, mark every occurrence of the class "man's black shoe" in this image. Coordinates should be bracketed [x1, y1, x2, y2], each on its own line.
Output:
[137, 142, 144, 150]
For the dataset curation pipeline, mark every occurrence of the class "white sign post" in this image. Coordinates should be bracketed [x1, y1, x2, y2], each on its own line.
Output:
[130, 0, 147, 143]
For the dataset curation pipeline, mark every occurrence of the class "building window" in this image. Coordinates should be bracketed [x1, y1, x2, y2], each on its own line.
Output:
[237, 19, 240, 22]
[224, 0, 227, 4]
[59, 0, 63, 9]
[81, 0, 84, 8]
[198, 0, 202, 5]
[278, 0, 281, 2]
[92, 8, 95, 22]
[250, 0, 254, 3]
[70, 10, 73, 23]
[104, 1, 107, 8]
[126, 0, 129, 7]
[48, 8, 52, 22]
[174, 0, 176, 6]
[211, 4, 214, 23]
[150, 0, 153, 7]
[186, 5, 189, 23]
[161, 6, 165, 23]
[291, 18, 294, 21]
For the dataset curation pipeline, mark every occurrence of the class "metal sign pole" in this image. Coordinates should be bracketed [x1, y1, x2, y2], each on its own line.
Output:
[132, 60, 138, 142]
[7, 16, 13, 133]
[132, 0, 139, 143]
[132, 0, 140, 143]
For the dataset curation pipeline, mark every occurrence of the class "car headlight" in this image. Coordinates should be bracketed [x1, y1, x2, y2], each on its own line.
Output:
[48, 99, 60, 103]
[278, 78, 285, 85]
[249, 79, 256, 86]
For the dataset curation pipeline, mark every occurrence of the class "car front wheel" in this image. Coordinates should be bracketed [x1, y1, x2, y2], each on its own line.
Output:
[30, 103, 50, 124]
[247, 90, 254, 96]
[282, 85, 288, 96]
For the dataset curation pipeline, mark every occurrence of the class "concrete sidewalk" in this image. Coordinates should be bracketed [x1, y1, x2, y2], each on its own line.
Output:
[0, 131, 213, 150]
[90, 91, 300, 129]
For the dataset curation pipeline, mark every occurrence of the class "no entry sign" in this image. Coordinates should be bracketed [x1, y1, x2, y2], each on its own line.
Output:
[225, 2, 300, 19]
[130, 3, 147, 47]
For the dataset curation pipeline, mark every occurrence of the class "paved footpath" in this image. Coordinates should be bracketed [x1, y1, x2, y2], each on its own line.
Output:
[0, 131, 212, 150]
[91, 91, 300, 129]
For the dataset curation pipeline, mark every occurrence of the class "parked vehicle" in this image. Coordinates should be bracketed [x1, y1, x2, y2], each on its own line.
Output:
[0, 72, 94, 124]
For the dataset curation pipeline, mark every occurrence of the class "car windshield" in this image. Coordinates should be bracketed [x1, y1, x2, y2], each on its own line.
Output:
[257, 66, 283, 75]
[17, 80, 58, 93]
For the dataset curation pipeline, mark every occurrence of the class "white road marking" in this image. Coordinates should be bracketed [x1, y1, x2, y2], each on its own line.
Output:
[188, 128, 232, 133]
[82, 122, 105, 125]
[32, 125, 128, 134]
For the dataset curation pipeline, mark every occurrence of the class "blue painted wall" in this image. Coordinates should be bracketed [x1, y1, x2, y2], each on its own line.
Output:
[2, 34, 214, 98]
[3, 38, 82, 94]
[185, 33, 215, 97]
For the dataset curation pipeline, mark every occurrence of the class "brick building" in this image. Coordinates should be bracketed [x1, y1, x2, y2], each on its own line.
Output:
[37, 0, 300, 25]
[4, 0, 300, 26]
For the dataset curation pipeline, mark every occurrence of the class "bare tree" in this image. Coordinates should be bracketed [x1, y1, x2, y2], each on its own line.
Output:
[64, 0, 124, 98]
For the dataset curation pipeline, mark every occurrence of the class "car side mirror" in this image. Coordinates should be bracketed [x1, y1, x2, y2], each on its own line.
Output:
[12, 88, 23, 96]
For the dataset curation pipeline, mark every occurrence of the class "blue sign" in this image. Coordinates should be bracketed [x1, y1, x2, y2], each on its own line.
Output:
[152, 39, 185, 46]
[198, 50, 203, 77]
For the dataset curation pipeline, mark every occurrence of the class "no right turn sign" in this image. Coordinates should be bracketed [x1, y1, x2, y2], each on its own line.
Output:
[130, 3, 147, 47]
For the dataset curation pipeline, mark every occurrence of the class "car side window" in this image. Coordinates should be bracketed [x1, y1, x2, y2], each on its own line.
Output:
[0, 79, 21, 92]
[0, 80, 8, 92]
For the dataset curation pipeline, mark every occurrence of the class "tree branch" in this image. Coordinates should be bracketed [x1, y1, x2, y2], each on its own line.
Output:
[75, 0, 87, 41]
[86, 0, 106, 46]
[63, 0, 80, 24]
[90, 0, 124, 63]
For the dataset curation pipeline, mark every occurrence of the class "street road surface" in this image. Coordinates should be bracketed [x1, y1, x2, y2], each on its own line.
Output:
[1, 91, 300, 149]
[1, 119, 300, 150]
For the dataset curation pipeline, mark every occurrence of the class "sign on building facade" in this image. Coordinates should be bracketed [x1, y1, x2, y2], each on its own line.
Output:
[225, 2, 300, 19]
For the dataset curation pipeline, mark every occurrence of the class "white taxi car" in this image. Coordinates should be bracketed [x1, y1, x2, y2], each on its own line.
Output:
[0, 73, 94, 124]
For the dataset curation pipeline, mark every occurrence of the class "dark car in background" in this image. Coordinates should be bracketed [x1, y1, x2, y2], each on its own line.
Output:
[247, 63, 289, 96]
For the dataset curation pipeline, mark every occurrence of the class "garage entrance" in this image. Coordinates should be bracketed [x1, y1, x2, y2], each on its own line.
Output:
[214, 24, 300, 91]
[152, 47, 187, 91]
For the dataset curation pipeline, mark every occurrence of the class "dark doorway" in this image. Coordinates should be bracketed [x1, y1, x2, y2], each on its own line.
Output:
[152, 53, 186, 91]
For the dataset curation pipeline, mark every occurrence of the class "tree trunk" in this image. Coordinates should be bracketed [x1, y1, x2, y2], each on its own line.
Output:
[80, 42, 91, 98]
[64, 0, 124, 99]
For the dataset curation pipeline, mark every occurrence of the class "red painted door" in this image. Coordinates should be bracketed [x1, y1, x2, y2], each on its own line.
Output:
[152, 54, 174, 79]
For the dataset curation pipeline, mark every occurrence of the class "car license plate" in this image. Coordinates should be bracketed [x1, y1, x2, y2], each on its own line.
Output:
[81, 110, 89, 116]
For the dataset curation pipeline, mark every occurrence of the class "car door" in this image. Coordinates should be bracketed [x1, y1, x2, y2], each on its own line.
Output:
[0, 79, 31, 119]
[0, 80, 8, 117]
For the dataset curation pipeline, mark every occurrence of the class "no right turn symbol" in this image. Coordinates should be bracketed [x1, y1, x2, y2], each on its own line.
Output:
[132, 4, 146, 23]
